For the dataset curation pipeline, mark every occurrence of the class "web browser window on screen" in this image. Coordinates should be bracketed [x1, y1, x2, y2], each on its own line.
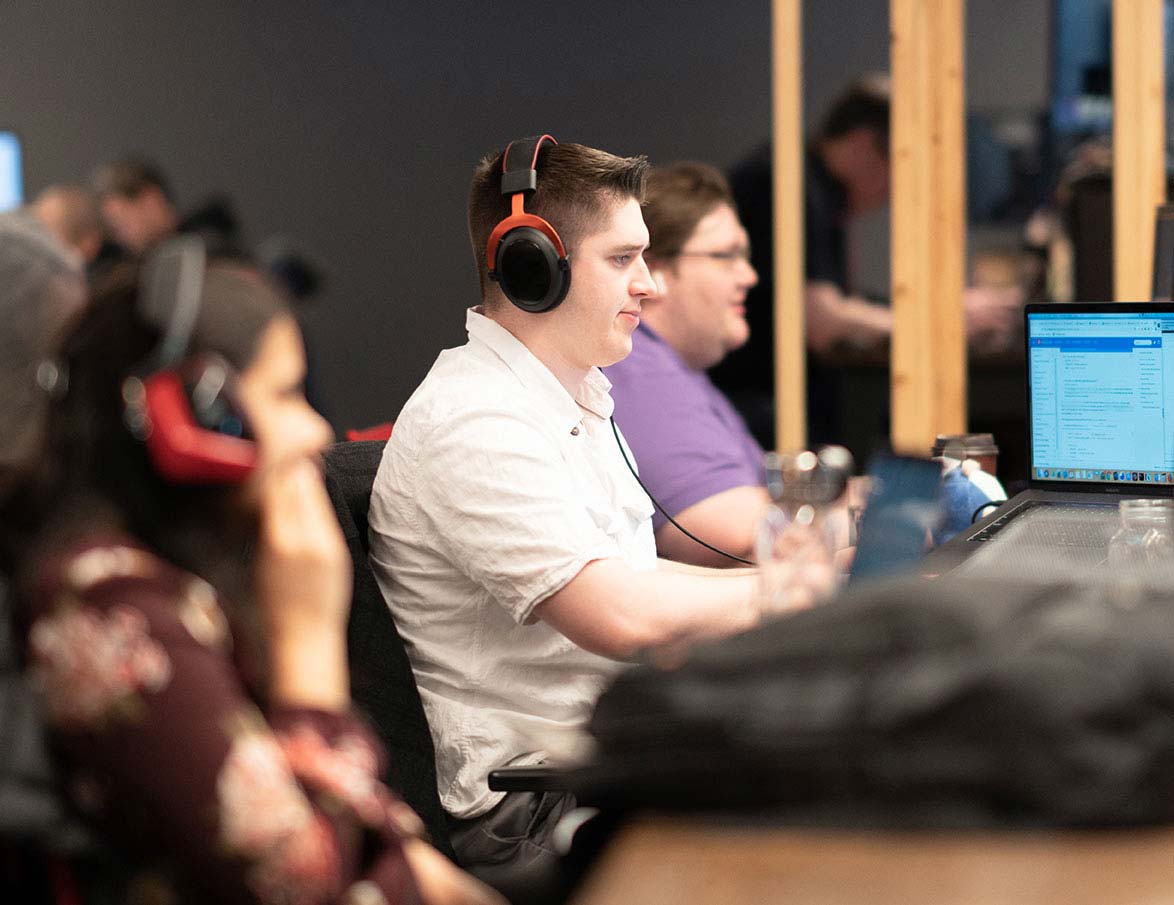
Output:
[1029, 310, 1174, 483]
[0, 132, 23, 212]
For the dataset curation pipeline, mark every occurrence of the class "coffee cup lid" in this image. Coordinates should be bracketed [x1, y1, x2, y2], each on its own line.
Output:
[932, 432, 998, 457]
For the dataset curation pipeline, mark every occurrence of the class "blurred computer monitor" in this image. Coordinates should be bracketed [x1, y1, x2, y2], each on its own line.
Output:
[1153, 203, 1174, 302]
[0, 132, 22, 212]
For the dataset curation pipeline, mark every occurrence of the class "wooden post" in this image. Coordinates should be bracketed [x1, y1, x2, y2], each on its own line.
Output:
[772, 0, 805, 451]
[1113, 0, 1166, 302]
[889, 0, 967, 454]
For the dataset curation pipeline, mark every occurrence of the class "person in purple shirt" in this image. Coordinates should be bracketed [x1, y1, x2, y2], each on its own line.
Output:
[605, 162, 769, 566]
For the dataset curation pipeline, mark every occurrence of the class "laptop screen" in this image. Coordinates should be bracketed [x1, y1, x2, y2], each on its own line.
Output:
[1027, 304, 1174, 486]
[0, 132, 22, 213]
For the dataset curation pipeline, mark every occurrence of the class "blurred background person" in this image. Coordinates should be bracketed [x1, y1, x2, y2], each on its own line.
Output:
[0, 211, 87, 539]
[0, 209, 91, 904]
[92, 156, 328, 414]
[92, 157, 243, 258]
[27, 184, 104, 267]
[606, 162, 769, 567]
[714, 74, 1024, 450]
[91, 157, 182, 254]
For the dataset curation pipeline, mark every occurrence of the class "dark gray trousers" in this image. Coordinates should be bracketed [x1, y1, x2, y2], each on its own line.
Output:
[449, 791, 576, 901]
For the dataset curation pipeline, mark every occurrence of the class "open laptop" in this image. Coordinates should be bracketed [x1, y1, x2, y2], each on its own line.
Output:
[924, 302, 1174, 579]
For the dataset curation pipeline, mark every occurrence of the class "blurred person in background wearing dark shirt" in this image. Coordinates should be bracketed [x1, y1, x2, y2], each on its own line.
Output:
[605, 163, 769, 566]
[713, 74, 1022, 448]
[92, 157, 242, 257]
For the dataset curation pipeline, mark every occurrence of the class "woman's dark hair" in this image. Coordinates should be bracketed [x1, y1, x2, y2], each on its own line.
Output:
[9, 259, 286, 609]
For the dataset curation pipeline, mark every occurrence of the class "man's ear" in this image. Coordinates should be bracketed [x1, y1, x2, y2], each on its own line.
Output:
[652, 270, 668, 298]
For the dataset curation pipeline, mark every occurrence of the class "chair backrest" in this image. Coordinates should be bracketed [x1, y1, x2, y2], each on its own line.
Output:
[321, 440, 456, 860]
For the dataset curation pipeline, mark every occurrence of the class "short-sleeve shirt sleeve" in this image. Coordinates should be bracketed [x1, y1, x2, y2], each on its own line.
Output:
[606, 328, 764, 532]
[402, 407, 629, 623]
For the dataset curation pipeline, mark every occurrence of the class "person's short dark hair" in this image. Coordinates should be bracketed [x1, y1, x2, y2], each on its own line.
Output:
[817, 74, 891, 154]
[92, 158, 174, 203]
[467, 141, 649, 297]
[643, 162, 736, 262]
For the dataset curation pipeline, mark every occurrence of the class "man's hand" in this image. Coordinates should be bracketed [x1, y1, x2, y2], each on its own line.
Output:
[963, 285, 1023, 352]
[756, 517, 838, 618]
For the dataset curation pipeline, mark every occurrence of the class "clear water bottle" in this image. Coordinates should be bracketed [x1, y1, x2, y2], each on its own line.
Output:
[1107, 498, 1174, 567]
[756, 447, 853, 616]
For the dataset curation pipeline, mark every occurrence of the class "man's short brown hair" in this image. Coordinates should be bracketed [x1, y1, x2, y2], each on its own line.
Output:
[91, 158, 174, 202]
[468, 141, 649, 298]
[642, 162, 736, 262]
[817, 73, 891, 153]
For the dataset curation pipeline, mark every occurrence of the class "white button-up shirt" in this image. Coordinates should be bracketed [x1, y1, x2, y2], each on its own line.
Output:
[368, 308, 656, 818]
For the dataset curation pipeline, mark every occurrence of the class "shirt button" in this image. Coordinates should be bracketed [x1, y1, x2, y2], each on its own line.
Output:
[570, 425, 580, 436]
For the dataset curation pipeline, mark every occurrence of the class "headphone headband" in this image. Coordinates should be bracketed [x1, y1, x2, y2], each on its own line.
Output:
[500, 134, 557, 196]
[139, 235, 207, 373]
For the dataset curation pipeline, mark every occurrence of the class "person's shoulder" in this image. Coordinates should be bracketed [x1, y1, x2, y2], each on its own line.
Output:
[387, 358, 551, 491]
[25, 532, 191, 619]
[393, 345, 508, 428]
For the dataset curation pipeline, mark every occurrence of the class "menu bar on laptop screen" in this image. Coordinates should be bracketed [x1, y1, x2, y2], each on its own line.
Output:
[1027, 307, 1174, 485]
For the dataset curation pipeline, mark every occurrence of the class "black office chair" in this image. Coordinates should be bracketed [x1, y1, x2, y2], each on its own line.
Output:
[321, 440, 457, 860]
[323, 440, 609, 905]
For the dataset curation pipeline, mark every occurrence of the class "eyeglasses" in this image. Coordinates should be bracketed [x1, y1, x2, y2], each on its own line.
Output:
[675, 247, 752, 265]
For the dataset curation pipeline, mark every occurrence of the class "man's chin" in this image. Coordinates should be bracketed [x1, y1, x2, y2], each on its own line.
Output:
[727, 325, 751, 351]
[602, 337, 634, 367]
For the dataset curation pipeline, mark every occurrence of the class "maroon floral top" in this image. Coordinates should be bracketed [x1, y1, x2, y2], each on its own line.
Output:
[23, 538, 423, 905]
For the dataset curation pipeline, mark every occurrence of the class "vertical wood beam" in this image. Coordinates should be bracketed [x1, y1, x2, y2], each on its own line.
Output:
[890, 0, 967, 453]
[772, 0, 806, 451]
[1113, 0, 1166, 302]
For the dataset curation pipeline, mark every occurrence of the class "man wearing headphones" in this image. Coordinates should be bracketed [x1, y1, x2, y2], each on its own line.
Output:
[368, 137, 833, 883]
[604, 162, 768, 567]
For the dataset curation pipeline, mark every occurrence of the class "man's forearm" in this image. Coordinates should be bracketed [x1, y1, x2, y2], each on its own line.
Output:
[806, 281, 892, 354]
[535, 558, 760, 660]
[658, 558, 757, 577]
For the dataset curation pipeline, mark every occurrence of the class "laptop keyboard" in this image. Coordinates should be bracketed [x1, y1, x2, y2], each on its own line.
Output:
[956, 501, 1121, 579]
[970, 500, 1117, 545]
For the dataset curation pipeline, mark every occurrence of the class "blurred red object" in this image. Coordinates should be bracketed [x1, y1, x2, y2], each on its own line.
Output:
[345, 422, 393, 442]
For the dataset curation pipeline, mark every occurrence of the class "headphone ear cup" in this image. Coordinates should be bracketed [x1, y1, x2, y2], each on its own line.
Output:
[131, 358, 257, 484]
[496, 227, 571, 313]
[185, 355, 250, 439]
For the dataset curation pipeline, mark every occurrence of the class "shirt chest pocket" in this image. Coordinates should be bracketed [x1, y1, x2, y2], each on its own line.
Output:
[558, 424, 655, 557]
[579, 468, 655, 549]
[584, 494, 649, 540]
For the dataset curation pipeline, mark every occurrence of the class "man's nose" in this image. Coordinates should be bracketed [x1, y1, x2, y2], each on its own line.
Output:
[739, 256, 759, 288]
[632, 257, 656, 296]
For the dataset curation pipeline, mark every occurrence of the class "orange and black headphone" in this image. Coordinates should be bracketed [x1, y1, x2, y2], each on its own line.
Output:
[122, 236, 258, 484]
[486, 134, 571, 313]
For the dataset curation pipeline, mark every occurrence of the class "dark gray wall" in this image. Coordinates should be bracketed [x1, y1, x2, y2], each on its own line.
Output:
[1, 1, 1046, 431]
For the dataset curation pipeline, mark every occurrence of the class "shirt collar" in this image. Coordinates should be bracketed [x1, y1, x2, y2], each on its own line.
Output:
[465, 308, 615, 430]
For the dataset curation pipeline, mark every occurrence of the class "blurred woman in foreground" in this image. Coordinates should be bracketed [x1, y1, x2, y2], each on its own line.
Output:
[0, 223, 502, 905]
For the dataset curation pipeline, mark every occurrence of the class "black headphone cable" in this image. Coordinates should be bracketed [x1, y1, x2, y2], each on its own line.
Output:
[610, 417, 754, 566]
